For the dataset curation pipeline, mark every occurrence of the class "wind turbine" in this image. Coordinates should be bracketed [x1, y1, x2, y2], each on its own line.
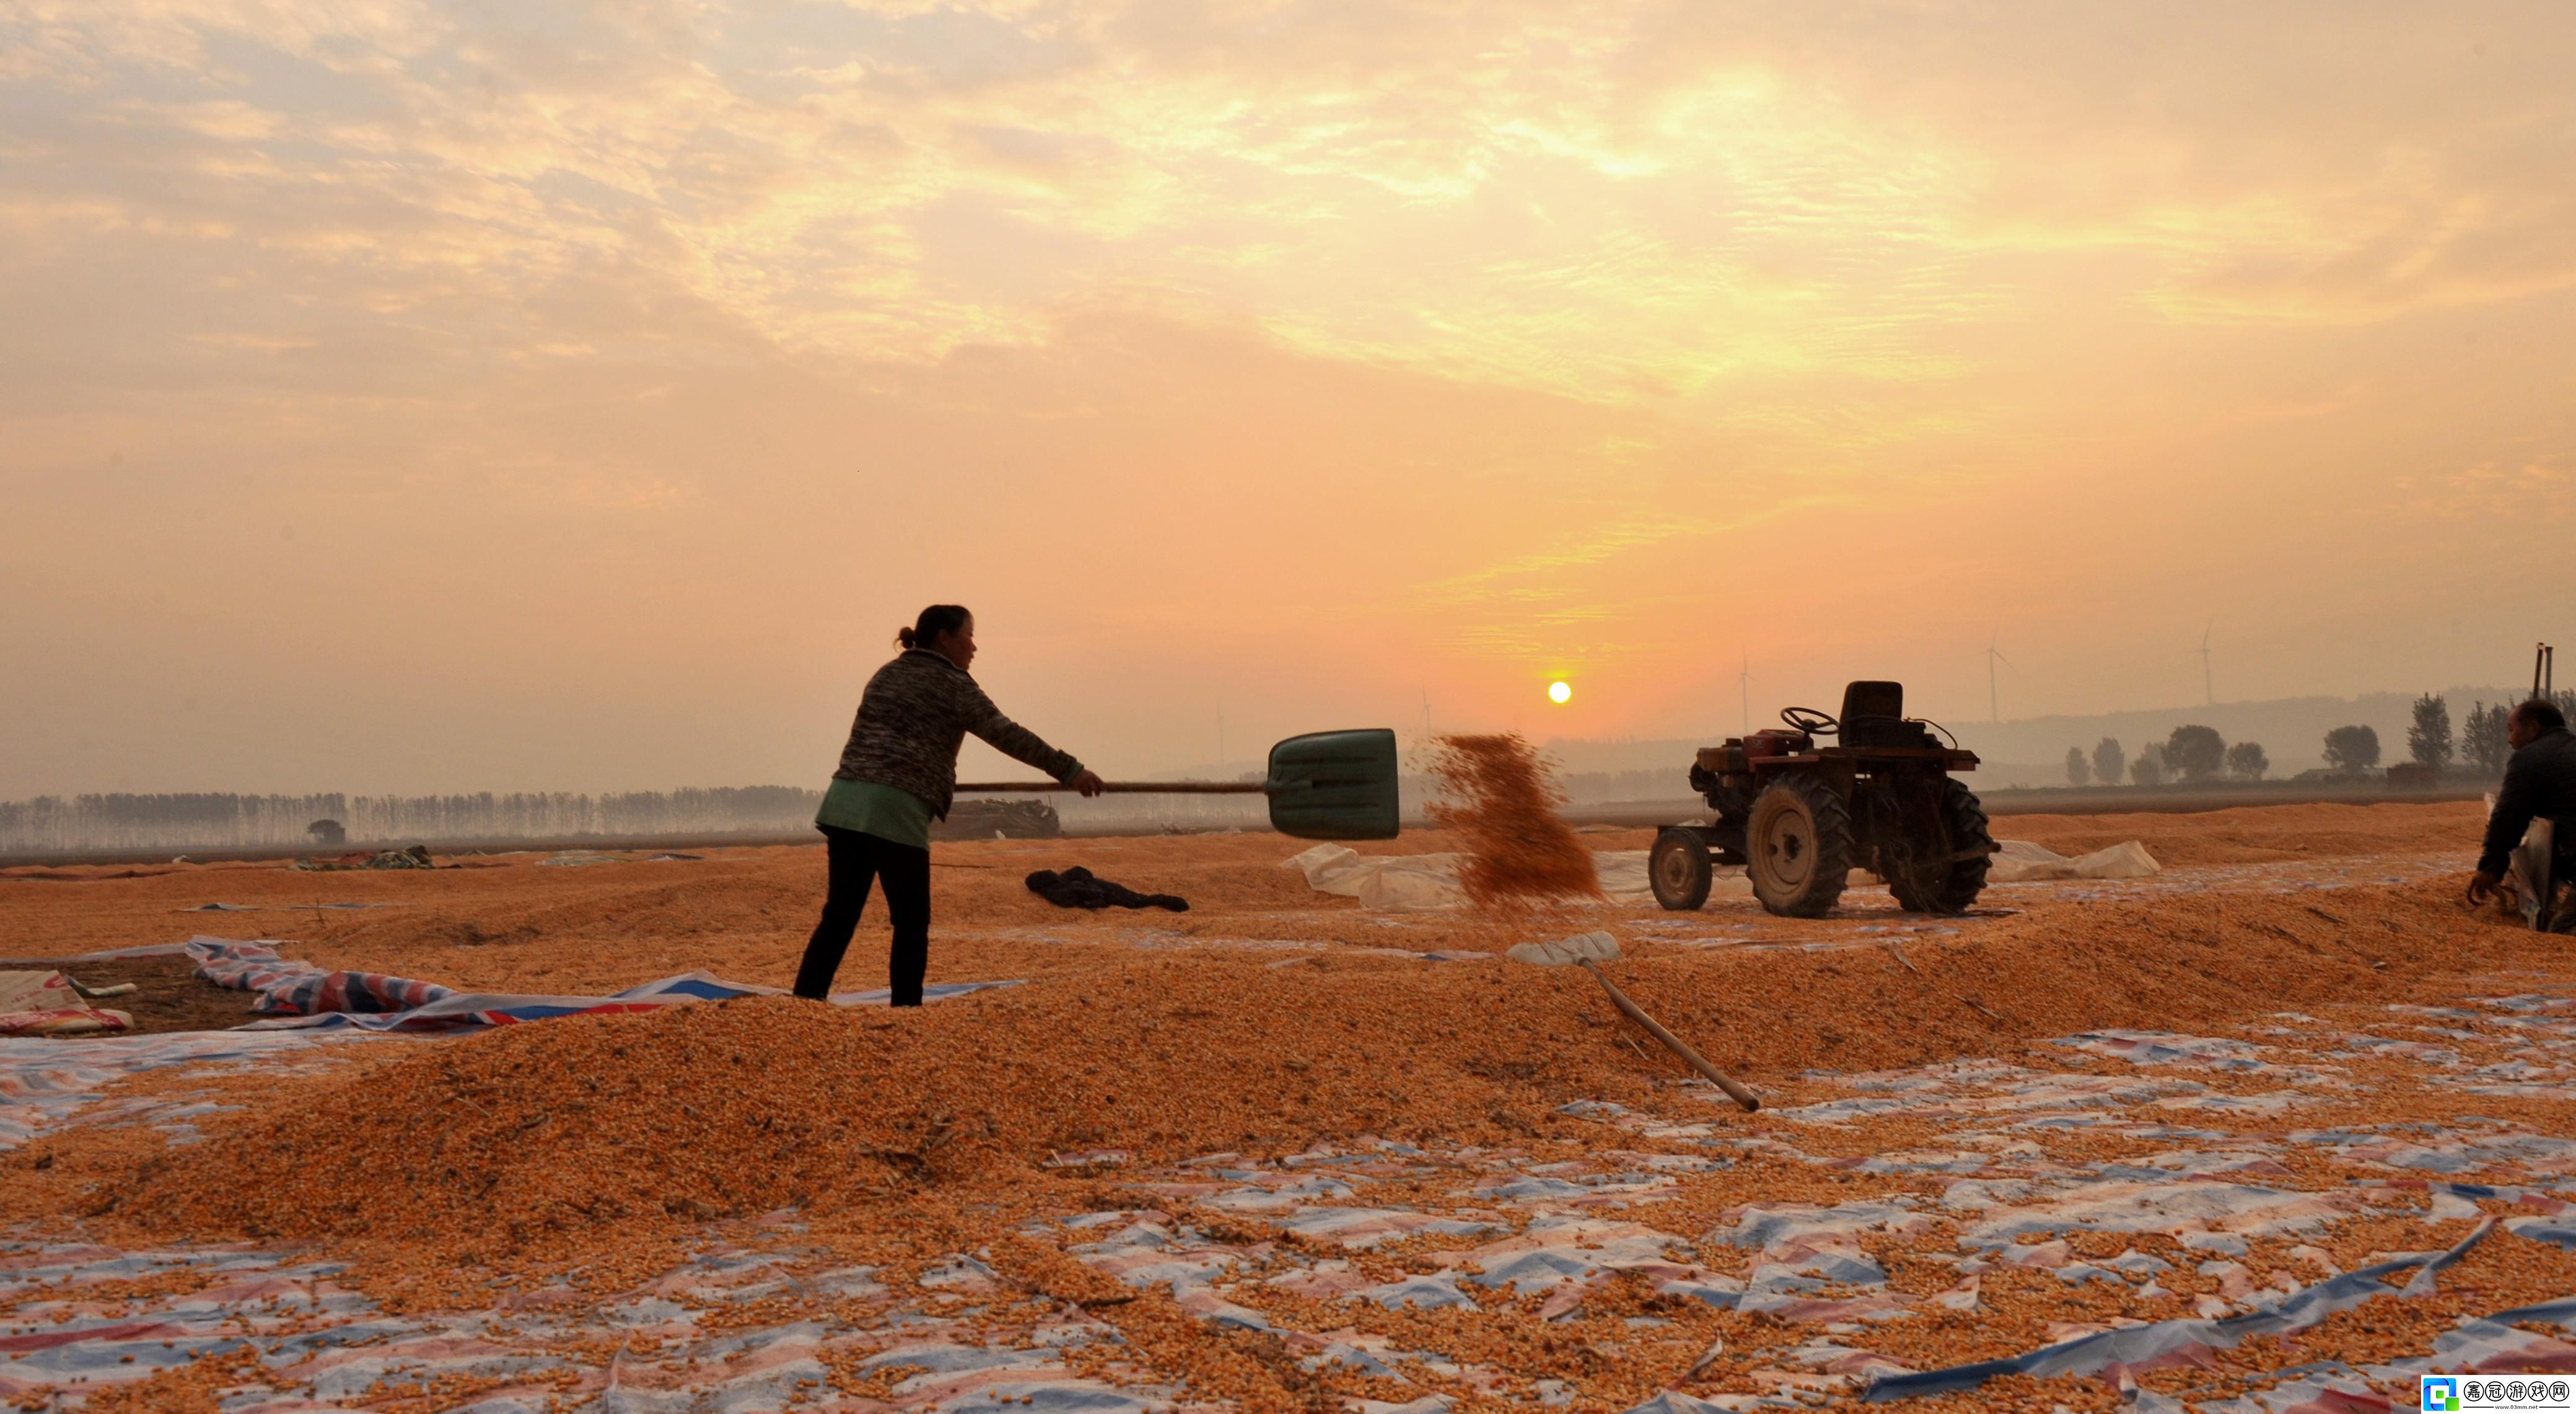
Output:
[1984, 638, 2013, 724]
[2196, 619, 2214, 707]
[1737, 652, 1753, 736]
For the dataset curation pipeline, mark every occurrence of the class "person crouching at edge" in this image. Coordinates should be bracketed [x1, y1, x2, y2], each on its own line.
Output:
[2468, 697, 2576, 932]
[793, 605, 1103, 1004]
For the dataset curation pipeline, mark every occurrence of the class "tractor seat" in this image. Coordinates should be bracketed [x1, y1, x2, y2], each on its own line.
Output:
[1838, 680, 1932, 750]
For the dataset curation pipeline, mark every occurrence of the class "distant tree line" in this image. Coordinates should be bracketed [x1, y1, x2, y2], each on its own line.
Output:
[0, 787, 826, 854]
[2063, 727, 2267, 787]
[2059, 687, 2576, 791]
[2388, 688, 2576, 778]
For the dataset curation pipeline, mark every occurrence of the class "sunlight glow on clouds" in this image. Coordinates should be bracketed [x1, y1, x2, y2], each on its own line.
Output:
[2, 1, 2573, 792]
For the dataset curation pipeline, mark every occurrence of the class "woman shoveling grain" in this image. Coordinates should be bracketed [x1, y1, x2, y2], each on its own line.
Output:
[794, 605, 1104, 1005]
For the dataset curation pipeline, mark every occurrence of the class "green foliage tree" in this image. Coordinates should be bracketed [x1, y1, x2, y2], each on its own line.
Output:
[2131, 744, 2166, 786]
[2407, 693, 2453, 770]
[2225, 740, 2269, 781]
[2164, 724, 2227, 782]
[2323, 724, 2381, 773]
[2064, 747, 2090, 786]
[2093, 737, 2125, 788]
[2463, 701, 2511, 775]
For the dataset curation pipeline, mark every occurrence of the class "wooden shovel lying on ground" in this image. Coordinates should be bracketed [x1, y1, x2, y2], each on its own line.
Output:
[1507, 931, 1761, 1112]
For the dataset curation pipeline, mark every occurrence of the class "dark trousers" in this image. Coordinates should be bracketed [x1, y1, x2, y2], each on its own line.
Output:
[793, 825, 932, 1004]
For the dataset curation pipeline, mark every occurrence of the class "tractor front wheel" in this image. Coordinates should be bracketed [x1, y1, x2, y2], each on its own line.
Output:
[1746, 775, 1852, 918]
[1650, 827, 1714, 911]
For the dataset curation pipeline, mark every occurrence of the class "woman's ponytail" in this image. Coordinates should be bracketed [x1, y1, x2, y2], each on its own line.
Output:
[896, 604, 971, 652]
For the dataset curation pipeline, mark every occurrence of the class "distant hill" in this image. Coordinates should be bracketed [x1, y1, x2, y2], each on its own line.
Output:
[1540, 685, 2529, 791]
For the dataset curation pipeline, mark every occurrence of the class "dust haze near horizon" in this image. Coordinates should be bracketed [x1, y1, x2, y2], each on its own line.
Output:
[4, 1, 2573, 797]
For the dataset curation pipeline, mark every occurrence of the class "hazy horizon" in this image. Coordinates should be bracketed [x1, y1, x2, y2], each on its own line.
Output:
[6, 2, 2573, 798]
[2, 680, 2541, 801]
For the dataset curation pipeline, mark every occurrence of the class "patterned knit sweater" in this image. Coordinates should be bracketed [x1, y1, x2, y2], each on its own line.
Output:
[831, 650, 1082, 820]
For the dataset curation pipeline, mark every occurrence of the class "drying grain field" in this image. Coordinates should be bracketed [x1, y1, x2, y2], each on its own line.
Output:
[7, 800, 2576, 1413]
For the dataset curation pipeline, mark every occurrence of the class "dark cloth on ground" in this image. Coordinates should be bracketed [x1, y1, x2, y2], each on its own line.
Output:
[2479, 727, 2576, 878]
[832, 649, 1082, 819]
[1024, 867, 1189, 913]
[794, 825, 931, 1005]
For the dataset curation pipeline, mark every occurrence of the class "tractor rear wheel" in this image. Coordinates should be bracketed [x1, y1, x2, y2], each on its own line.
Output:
[1887, 777, 1994, 915]
[1746, 775, 1852, 918]
[1650, 827, 1713, 911]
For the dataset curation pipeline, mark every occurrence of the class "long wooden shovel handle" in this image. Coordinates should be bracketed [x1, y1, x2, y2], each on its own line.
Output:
[1578, 959, 1761, 1112]
[953, 781, 1268, 794]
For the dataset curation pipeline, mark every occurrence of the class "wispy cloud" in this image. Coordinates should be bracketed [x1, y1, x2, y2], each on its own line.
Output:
[19, 2, 2561, 398]
[4, 1, 2574, 789]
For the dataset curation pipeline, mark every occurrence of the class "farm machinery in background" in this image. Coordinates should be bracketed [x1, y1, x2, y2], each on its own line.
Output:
[1649, 680, 1996, 918]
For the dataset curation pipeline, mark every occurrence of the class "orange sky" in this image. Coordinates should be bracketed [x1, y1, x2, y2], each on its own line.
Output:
[4, 2, 2573, 794]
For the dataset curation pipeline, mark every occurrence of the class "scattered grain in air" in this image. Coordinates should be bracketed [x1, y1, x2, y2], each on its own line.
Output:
[1424, 732, 1602, 912]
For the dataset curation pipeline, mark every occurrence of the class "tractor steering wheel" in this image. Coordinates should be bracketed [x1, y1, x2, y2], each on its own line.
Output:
[1781, 706, 1839, 737]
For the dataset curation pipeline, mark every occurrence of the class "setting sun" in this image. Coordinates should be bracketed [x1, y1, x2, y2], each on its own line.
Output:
[1548, 680, 1572, 705]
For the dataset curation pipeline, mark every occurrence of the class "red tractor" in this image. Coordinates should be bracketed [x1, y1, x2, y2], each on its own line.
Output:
[1649, 680, 1995, 918]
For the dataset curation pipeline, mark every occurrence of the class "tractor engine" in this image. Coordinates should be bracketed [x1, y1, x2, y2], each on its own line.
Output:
[1684, 727, 1808, 859]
